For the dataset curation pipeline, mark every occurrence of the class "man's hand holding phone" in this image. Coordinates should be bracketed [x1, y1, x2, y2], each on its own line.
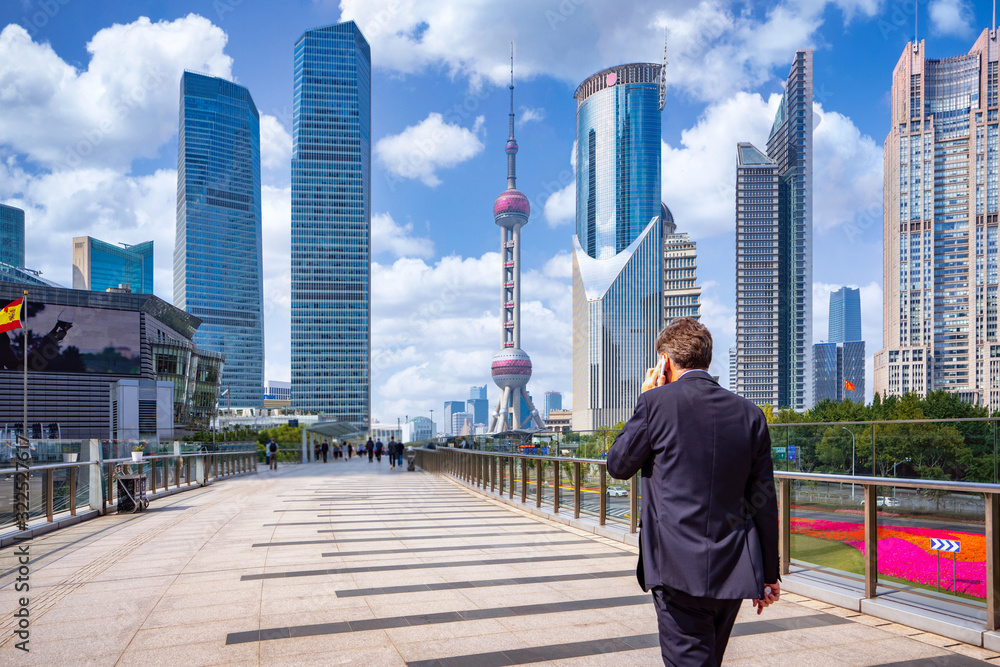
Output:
[641, 355, 668, 393]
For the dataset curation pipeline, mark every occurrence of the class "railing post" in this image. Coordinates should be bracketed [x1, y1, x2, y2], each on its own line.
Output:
[520, 457, 527, 504]
[175, 457, 181, 489]
[536, 457, 542, 508]
[863, 483, 878, 598]
[573, 462, 581, 519]
[508, 456, 514, 499]
[186, 457, 191, 486]
[498, 456, 505, 495]
[106, 462, 114, 507]
[987, 492, 1000, 631]
[780, 478, 791, 577]
[69, 465, 77, 516]
[45, 468, 53, 523]
[553, 459, 561, 513]
[88, 439, 103, 514]
[599, 465, 607, 525]
[150, 459, 157, 493]
[629, 474, 638, 533]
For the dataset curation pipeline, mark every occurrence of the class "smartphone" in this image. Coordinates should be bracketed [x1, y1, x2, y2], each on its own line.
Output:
[654, 355, 666, 383]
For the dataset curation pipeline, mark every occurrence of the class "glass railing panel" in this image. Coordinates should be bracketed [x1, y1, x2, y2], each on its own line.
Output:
[873, 484, 987, 605]
[578, 463, 602, 519]
[788, 478, 865, 582]
[606, 467, 630, 526]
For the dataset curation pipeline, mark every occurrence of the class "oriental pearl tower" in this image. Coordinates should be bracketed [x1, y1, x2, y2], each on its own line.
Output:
[489, 49, 543, 433]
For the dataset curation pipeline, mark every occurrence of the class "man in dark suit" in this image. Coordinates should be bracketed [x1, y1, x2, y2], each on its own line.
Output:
[607, 317, 779, 666]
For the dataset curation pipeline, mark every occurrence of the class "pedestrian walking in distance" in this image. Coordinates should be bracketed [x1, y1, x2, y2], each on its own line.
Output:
[268, 439, 278, 471]
[374, 439, 383, 463]
[366, 438, 374, 462]
[321, 439, 329, 463]
[607, 318, 779, 666]
[347, 442, 353, 459]
[388, 436, 398, 469]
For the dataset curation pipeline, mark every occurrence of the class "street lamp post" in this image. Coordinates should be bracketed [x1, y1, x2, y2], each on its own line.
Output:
[214, 388, 230, 445]
[430, 409, 434, 439]
[842, 426, 856, 500]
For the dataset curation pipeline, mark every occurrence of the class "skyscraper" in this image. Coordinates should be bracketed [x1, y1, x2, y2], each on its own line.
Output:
[470, 385, 487, 400]
[571, 62, 665, 431]
[662, 205, 701, 324]
[73, 237, 153, 293]
[175, 71, 264, 406]
[443, 400, 465, 436]
[829, 287, 862, 344]
[467, 398, 489, 426]
[0, 203, 24, 268]
[488, 53, 543, 433]
[543, 391, 562, 419]
[734, 50, 813, 411]
[814, 286, 865, 403]
[291, 22, 371, 427]
[875, 30, 1000, 407]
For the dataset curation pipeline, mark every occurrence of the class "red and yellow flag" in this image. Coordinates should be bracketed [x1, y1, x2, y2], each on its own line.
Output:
[0, 298, 23, 334]
[844, 378, 856, 392]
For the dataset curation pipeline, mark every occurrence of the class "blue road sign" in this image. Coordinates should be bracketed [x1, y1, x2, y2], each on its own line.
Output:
[788, 445, 796, 461]
[930, 538, 961, 553]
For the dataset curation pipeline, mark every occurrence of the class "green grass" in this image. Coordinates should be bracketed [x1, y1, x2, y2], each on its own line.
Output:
[791, 533, 864, 575]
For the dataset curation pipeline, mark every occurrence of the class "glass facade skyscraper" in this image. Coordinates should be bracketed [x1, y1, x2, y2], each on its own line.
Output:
[813, 341, 865, 403]
[291, 22, 371, 427]
[443, 400, 465, 436]
[829, 286, 862, 344]
[875, 30, 1000, 408]
[571, 63, 664, 431]
[72, 236, 153, 293]
[734, 50, 813, 411]
[0, 203, 24, 268]
[175, 71, 264, 407]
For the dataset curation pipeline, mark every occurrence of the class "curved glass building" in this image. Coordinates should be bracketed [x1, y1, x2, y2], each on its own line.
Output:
[175, 71, 264, 407]
[0, 203, 24, 268]
[571, 63, 663, 431]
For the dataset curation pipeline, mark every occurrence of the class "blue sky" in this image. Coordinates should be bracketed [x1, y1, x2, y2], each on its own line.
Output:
[0, 0, 992, 424]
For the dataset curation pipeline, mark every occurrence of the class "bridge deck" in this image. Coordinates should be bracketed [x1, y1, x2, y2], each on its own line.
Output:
[1, 460, 998, 666]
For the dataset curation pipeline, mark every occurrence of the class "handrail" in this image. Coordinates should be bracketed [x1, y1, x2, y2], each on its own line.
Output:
[775, 471, 1000, 494]
[415, 446, 1000, 633]
[1, 447, 259, 544]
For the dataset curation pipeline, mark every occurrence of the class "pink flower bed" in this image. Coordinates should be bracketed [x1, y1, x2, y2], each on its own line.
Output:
[858, 538, 985, 599]
[793, 517, 986, 598]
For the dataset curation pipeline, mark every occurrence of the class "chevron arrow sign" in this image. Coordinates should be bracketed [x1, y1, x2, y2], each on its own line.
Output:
[930, 538, 961, 553]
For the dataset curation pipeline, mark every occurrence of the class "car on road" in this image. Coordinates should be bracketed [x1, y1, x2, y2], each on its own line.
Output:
[862, 496, 901, 508]
[607, 487, 628, 497]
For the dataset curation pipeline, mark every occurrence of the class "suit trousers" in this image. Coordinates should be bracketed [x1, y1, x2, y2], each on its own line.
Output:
[651, 586, 742, 667]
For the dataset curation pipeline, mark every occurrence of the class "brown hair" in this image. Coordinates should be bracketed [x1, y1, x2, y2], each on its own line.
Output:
[656, 317, 712, 370]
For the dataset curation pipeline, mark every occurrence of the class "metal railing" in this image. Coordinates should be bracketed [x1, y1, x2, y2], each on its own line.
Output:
[416, 447, 1000, 632]
[1, 443, 257, 537]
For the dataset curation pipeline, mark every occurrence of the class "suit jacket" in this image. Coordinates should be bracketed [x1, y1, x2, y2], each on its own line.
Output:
[607, 370, 779, 600]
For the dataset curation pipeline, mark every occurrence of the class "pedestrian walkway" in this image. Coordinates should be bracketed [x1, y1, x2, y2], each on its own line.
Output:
[2, 459, 1000, 665]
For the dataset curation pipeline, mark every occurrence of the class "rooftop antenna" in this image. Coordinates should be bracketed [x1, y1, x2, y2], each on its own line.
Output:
[658, 27, 668, 111]
[993, 0, 996, 35]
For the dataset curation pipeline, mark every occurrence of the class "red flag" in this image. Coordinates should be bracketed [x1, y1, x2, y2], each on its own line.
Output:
[0, 298, 23, 334]
[844, 378, 856, 392]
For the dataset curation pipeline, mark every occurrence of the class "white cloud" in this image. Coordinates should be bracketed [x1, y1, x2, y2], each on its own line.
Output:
[928, 0, 976, 38]
[660, 93, 881, 239]
[0, 16, 232, 170]
[517, 107, 545, 126]
[661, 92, 778, 237]
[375, 112, 485, 187]
[372, 212, 434, 259]
[340, 0, 880, 102]
[543, 140, 576, 228]
[369, 250, 572, 423]
[260, 115, 292, 171]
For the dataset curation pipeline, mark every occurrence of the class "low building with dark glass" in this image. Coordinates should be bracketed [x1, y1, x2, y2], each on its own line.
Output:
[0, 282, 222, 439]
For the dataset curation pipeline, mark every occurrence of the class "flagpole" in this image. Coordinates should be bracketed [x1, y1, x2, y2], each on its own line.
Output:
[22, 289, 27, 446]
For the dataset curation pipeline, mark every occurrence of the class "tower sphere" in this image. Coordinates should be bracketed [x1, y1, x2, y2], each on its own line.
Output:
[491, 347, 532, 389]
[493, 188, 530, 228]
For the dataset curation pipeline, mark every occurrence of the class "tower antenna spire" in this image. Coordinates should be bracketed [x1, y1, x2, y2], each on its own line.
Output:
[509, 43, 515, 140]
